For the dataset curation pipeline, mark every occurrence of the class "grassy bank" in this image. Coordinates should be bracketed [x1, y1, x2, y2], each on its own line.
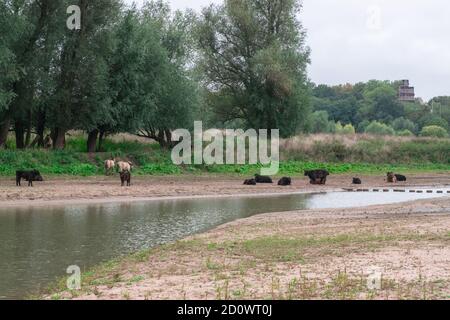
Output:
[1, 134, 449, 176]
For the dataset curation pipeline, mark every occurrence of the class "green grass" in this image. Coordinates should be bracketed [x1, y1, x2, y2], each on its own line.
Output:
[1, 135, 449, 177]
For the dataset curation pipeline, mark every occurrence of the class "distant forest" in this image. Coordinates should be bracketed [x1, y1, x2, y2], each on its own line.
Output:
[310, 80, 450, 138]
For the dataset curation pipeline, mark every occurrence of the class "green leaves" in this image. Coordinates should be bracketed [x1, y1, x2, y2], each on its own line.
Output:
[196, 0, 310, 136]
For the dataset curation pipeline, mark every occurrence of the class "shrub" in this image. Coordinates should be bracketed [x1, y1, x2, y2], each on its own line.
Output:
[396, 129, 414, 137]
[309, 111, 335, 133]
[392, 117, 417, 134]
[335, 122, 356, 135]
[357, 120, 370, 133]
[364, 121, 395, 135]
[420, 125, 449, 138]
[419, 114, 449, 131]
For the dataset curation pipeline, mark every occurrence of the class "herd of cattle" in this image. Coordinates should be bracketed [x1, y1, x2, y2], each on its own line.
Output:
[14, 161, 407, 188]
[243, 170, 407, 187]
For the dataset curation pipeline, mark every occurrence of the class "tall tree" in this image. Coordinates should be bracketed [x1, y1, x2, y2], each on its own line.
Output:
[0, 0, 58, 148]
[196, 0, 310, 137]
[135, 1, 199, 148]
[49, 0, 122, 150]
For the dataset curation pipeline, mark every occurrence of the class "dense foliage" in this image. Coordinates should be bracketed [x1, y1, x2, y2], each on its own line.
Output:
[310, 80, 450, 136]
[0, 0, 199, 151]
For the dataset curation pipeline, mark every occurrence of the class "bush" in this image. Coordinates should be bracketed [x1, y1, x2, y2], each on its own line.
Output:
[419, 114, 449, 131]
[420, 125, 449, 138]
[364, 121, 395, 135]
[392, 117, 417, 134]
[335, 122, 356, 135]
[309, 111, 335, 133]
[396, 129, 414, 137]
[357, 120, 370, 133]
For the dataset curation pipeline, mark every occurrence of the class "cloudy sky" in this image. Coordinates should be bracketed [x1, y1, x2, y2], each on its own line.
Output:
[126, 0, 449, 100]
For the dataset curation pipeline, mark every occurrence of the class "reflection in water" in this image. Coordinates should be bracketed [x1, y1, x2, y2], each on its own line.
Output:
[0, 191, 447, 299]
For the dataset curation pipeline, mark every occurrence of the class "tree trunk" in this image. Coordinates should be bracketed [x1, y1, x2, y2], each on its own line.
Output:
[15, 120, 25, 149]
[54, 128, 66, 150]
[25, 109, 32, 147]
[157, 129, 166, 148]
[97, 130, 105, 152]
[87, 129, 99, 153]
[36, 110, 46, 147]
[164, 129, 173, 149]
[0, 112, 11, 148]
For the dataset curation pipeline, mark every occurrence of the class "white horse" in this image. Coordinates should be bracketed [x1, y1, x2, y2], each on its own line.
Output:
[104, 159, 115, 175]
[116, 161, 133, 173]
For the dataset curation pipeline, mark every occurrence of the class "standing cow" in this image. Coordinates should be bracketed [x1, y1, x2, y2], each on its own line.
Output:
[16, 170, 44, 187]
[120, 170, 131, 187]
[304, 170, 329, 185]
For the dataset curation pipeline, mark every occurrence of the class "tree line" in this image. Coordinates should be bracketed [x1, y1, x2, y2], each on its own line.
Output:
[310, 80, 450, 137]
[0, 0, 311, 152]
[1, 0, 449, 154]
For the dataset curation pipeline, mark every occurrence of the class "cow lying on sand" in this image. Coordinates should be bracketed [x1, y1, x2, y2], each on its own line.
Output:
[387, 173, 407, 183]
[304, 170, 329, 185]
[255, 174, 273, 183]
[16, 170, 44, 187]
[243, 179, 257, 185]
[387, 172, 397, 183]
[278, 177, 292, 186]
[120, 170, 131, 187]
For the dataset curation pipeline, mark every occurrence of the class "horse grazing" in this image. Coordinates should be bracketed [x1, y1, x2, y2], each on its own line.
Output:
[117, 161, 133, 173]
[104, 159, 115, 175]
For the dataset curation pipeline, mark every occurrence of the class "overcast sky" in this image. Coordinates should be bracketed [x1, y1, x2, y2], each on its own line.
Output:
[126, 0, 449, 100]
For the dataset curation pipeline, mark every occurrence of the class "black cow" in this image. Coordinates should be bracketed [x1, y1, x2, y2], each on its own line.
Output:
[16, 170, 44, 187]
[254, 174, 273, 184]
[395, 174, 407, 182]
[352, 178, 362, 185]
[278, 177, 292, 186]
[304, 170, 329, 185]
[120, 170, 131, 187]
[243, 179, 257, 185]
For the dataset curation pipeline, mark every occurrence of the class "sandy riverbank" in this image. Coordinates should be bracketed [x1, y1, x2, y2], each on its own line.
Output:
[2, 173, 450, 207]
[25, 174, 449, 300]
[46, 196, 450, 300]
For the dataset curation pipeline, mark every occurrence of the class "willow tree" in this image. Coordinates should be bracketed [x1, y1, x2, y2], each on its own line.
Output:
[0, 0, 59, 148]
[135, 1, 199, 148]
[50, 0, 122, 150]
[196, 0, 311, 137]
[0, 1, 20, 147]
